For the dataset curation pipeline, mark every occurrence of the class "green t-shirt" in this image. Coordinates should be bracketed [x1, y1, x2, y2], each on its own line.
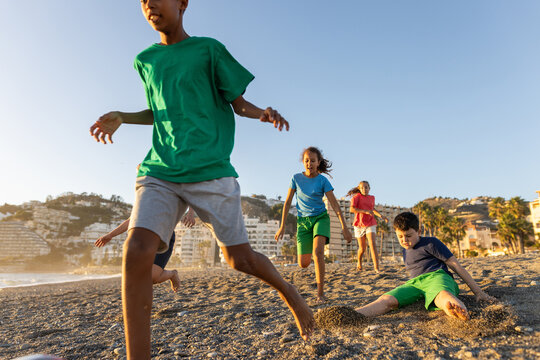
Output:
[134, 36, 254, 183]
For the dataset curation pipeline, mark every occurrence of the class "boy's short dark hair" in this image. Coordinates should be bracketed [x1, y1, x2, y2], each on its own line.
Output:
[393, 212, 420, 232]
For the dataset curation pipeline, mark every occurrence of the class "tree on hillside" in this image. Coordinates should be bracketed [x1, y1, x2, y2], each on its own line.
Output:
[269, 204, 297, 235]
[413, 201, 432, 236]
[488, 197, 506, 219]
[497, 213, 533, 254]
[433, 206, 450, 236]
[489, 196, 533, 254]
[439, 216, 466, 258]
[281, 236, 297, 260]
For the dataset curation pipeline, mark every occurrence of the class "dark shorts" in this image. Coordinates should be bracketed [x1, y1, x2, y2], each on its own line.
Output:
[385, 269, 459, 310]
[154, 232, 175, 269]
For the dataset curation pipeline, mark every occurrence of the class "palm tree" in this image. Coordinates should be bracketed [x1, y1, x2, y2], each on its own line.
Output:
[413, 201, 432, 236]
[507, 197, 529, 219]
[197, 240, 212, 266]
[433, 206, 450, 236]
[439, 216, 466, 258]
[489, 196, 532, 254]
[498, 213, 533, 254]
[488, 197, 506, 220]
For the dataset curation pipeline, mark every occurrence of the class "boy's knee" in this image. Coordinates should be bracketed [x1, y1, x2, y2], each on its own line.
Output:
[378, 294, 399, 311]
[124, 231, 160, 261]
[226, 250, 256, 273]
[298, 256, 311, 268]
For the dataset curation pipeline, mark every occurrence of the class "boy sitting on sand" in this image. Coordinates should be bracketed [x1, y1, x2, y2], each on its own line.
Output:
[356, 212, 496, 320]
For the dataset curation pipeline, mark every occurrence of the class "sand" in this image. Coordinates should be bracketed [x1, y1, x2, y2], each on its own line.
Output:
[0, 253, 539, 359]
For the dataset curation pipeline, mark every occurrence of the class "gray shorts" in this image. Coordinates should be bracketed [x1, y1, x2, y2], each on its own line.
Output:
[129, 176, 248, 253]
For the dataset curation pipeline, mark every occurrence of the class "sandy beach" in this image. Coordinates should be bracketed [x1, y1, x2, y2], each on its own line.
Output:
[1, 253, 539, 360]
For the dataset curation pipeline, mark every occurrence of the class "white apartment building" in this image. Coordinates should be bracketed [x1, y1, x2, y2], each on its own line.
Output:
[0, 221, 50, 260]
[324, 197, 410, 260]
[173, 215, 289, 267]
[87, 222, 128, 264]
[529, 191, 540, 240]
[244, 216, 289, 259]
[174, 221, 218, 267]
[460, 222, 501, 251]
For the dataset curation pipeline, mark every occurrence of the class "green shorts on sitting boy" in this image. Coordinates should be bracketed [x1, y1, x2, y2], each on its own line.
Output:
[356, 212, 496, 320]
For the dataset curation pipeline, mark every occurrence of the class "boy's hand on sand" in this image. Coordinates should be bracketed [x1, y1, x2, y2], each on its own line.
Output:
[476, 292, 497, 303]
[95, 234, 112, 247]
[260, 107, 289, 132]
[90, 111, 123, 144]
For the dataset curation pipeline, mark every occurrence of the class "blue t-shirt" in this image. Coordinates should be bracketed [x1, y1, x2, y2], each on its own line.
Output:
[290, 173, 333, 217]
[402, 237, 454, 279]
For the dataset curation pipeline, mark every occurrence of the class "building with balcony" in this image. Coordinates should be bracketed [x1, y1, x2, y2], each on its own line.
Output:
[323, 197, 409, 260]
[0, 221, 50, 261]
[460, 221, 501, 252]
[529, 190, 540, 240]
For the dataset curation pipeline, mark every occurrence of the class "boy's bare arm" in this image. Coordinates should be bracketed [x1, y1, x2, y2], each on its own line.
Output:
[231, 95, 289, 131]
[445, 256, 497, 302]
[95, 218, 130, 247]
[90, 110, 154, 144]
[326, 191, 352, 243]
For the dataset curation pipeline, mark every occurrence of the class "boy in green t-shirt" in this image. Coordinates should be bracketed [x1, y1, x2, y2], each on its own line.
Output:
[90, 0, 314, 358]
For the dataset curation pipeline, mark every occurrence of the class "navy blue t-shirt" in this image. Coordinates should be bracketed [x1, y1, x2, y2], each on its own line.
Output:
[402, 237, 454, 279]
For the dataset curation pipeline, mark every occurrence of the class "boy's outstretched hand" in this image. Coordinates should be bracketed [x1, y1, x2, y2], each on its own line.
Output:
[475, 291, 498, 303]
[90, 111, 123, 144]
[260, 107, 289, 132]
[95, 234, 113, 247]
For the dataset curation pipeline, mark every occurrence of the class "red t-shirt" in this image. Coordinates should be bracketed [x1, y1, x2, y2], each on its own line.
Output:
[352, 193, 377, 227]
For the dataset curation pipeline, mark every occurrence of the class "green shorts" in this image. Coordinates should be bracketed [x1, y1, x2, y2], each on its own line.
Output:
[386, 269, 459, 310]
[296, 211, 330, 255]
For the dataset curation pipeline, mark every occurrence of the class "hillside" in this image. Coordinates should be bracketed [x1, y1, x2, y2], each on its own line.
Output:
[0, 192, 132, 241]
[419, 196, 494, 224]
[0, 193, 294, 241]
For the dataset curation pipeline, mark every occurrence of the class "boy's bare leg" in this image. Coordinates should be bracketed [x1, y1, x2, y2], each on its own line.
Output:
[355, 294, 398, 317]
[151, 264, 180, 292]
[366, 232, 380, 272]
[221, 243, 315, 340]
[356, 236, 366, 271]
[123, 228, 161, 360]
[298, 253, 312, 268]
[313, 236, 327, 303]
[434, 290, 469, 320]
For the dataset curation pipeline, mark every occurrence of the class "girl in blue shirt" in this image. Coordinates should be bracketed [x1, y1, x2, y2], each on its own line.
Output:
[275, 147, 352, 303]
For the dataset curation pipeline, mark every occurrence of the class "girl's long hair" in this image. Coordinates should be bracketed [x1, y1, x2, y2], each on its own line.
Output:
[302, 146, 332, 177]
[346, 181, 370, 197]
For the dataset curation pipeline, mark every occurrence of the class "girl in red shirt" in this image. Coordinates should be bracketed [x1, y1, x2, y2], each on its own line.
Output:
[347, 181, 388, 272]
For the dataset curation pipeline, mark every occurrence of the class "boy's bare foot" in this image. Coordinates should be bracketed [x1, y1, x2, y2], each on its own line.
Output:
[446, 302, 469, 320]
[169, 270, 180, 292]
[356, 265, 363, 272]
[278, 283, 315, 341]
[316, 295, 327, 304]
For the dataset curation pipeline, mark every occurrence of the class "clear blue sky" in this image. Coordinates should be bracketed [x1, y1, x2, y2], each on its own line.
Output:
[1, 1, 539, 208]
